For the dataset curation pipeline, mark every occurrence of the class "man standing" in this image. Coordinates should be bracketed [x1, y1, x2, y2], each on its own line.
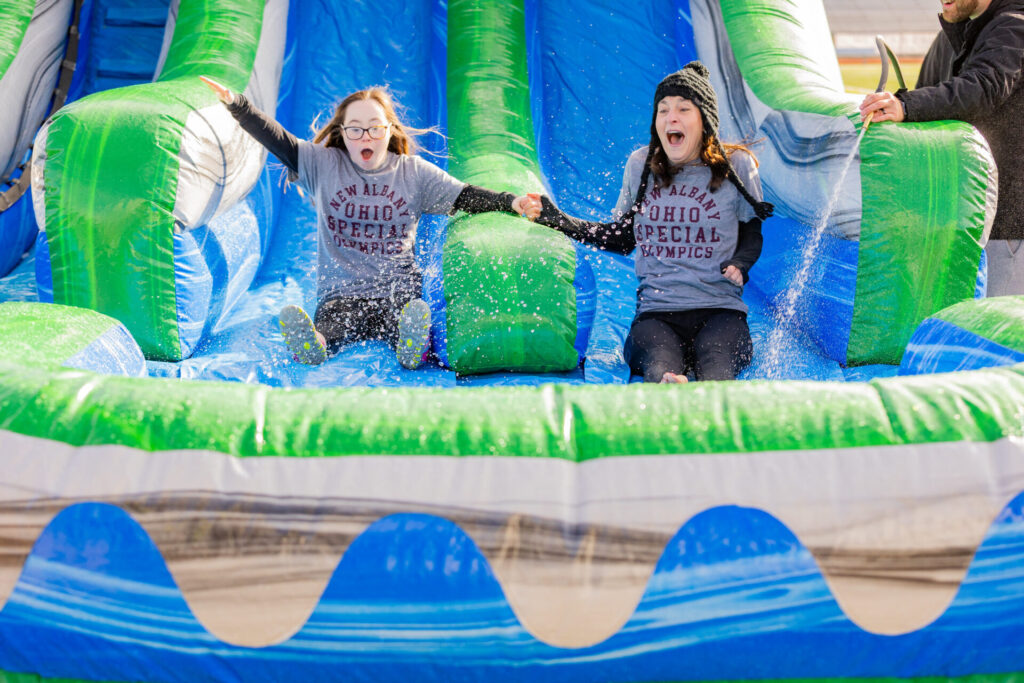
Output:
[860, 0, 1024, 296]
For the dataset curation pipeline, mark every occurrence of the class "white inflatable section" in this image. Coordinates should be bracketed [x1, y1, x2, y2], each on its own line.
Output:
[691, 0, 863, 239]
[160, 0, 289, 232]
[0, 0, 72, 180]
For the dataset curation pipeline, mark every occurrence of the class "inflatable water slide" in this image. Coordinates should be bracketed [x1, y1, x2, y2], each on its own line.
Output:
[0, 0, 1023, 681]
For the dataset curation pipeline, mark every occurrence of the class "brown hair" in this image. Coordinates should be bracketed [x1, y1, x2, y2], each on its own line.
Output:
[312, 87, 429, 155]
[647, 108, 758, 191]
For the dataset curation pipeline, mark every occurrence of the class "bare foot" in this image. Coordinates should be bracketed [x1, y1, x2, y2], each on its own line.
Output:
[316, 331, 327, 348]
[660, 372, 688, 384]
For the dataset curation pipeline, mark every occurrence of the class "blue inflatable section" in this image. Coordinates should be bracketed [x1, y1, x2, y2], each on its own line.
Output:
[899, 317, 1024, 376]
[0, 174, 37, 279]
[32, 233, 52, 303]
[63, 319, 147, 377]
[747, 215, 858, 364]
[5, 496, 1024, 682]
[173, 163, 279, 358]
[571, 242, 596, 362]
[69, 0, 171, 101]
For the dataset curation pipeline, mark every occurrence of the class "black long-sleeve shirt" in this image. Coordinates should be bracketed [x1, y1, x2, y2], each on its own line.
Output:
[535, 195, 764, 283]
[225, 94, 518, 215]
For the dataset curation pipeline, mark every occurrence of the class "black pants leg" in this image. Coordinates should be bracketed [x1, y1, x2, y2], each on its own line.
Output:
[624, 316, 687, 383]
[692, 309, 752, 381]
[314, 294, 412, 355]
[625, 308, 752, 382]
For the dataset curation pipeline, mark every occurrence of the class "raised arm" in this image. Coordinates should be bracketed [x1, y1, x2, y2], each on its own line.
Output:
[200, 75, 299, 173]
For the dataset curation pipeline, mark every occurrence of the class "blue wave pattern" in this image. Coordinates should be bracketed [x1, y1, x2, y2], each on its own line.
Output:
[3, 497, 1024, 682]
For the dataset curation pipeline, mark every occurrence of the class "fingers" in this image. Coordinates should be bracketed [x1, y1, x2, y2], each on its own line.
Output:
[199, 75, 234, 104]
[722, 265, 743, 285]
[859, 91, 899, 122]
[514, 194, 542, 220]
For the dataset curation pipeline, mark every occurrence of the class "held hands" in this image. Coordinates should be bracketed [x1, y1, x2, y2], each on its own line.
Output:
[859, 91, 905, 124]
[199, 75, 236, 105]
[512, 192, 542, 220]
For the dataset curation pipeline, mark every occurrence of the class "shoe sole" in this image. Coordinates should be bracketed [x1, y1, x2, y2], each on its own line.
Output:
[396, 299, 431, 370]
[279, 305, 327, 365]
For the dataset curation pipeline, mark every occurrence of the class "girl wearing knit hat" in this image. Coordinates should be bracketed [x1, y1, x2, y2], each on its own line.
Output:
[536, 61, 773, 384]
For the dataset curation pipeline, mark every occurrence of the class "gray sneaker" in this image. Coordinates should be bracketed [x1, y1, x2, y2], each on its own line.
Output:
[278, 305, 327, 365]
[396, 298, 431, 370]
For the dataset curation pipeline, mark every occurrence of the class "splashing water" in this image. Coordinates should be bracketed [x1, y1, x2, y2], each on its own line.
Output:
[761, 125, 868, 379]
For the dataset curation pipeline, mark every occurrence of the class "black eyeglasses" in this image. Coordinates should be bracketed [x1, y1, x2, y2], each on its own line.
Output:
[342, 124, 391, 140]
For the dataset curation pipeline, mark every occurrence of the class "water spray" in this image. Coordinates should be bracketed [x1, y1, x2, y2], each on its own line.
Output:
[762, 37, 907, 377]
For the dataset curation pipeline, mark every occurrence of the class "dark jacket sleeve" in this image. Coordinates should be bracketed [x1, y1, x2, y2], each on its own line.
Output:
[898, 15, 1024, 123]
[535, 195, 636, 255]
[452, 185, 517, 214]
[226, 94, 300, 174]
[719, 218, 763, 284]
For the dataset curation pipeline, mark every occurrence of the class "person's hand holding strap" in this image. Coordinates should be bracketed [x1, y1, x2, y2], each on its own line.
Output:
[858, 90, 905, 123]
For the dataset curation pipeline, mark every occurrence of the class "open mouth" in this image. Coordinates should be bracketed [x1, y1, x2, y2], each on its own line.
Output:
[361, 148, 374, 161]
[666, 130, 684, 145]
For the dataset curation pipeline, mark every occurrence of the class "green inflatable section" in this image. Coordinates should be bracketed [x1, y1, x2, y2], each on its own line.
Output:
[1, 354, 1022, 458]
[932, 295, 1024, 351]
[37, 0, 265, 361]
[0, 0, 34, 79]
[442, 0, 581, 374]
[0, 301, 125, 368]
[719, 0, 992, 365]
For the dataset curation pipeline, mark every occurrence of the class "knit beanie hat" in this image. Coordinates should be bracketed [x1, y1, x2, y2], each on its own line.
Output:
[636, 61, 773, 220]
[652, 61, 720, 141]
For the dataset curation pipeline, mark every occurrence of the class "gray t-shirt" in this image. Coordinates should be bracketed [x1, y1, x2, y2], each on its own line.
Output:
[298, 142, 466, 301]
[614, 146, 762, 315]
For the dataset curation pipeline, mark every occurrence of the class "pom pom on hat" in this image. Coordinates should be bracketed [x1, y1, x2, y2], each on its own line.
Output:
[652, 60, 719, 137]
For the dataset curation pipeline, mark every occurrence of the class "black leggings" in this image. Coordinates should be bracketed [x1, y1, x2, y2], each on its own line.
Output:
[624, 308, 752, 382]
[314, 294, 414, 355]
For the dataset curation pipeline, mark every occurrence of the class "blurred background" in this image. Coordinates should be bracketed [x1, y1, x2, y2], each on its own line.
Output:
[824, 0, 938, 91]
